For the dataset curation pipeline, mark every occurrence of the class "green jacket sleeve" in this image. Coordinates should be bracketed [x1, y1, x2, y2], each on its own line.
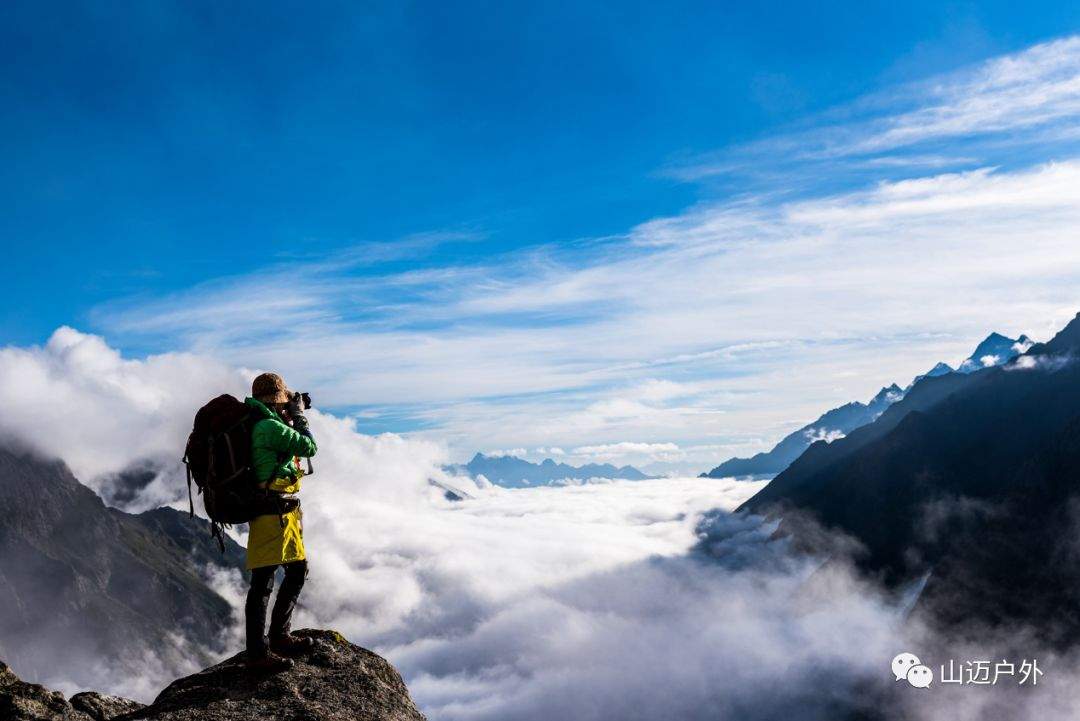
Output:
[262, 419, 318, 458]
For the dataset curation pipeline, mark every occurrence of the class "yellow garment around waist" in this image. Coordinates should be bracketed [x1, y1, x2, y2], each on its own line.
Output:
[246, 473, 305, 570]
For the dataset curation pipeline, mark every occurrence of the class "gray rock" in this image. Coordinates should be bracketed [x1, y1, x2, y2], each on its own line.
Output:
[71, 691, 146, 720]
[1, 658, 96, 720]
[119, 629, 425, 721]
[3, 630, 425, 721]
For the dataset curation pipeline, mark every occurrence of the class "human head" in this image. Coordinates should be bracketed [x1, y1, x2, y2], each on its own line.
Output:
[251, 372, 292, 407]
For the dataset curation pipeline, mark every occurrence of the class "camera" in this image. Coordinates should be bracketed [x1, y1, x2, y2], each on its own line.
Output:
[297, 391, 312, 410]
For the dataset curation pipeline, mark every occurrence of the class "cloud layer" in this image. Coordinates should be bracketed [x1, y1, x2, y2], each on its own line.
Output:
[82, 36, 1080, 474]
[667, 35, 1080, 182]
[0, 327, 242, 485]
[6, 331, 1080, 720]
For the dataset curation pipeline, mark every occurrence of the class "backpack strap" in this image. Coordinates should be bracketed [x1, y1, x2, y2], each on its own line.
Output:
[183, 455, 195, 518]
[211, 520, 226, 554]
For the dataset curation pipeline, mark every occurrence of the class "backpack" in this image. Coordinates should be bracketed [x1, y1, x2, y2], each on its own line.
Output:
[182, 394, 264, 550]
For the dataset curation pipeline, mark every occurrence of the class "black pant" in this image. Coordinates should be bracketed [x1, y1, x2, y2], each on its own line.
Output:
[245, 559, 307, 656]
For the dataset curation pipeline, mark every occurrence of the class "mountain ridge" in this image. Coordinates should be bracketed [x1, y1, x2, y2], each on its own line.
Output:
[738, 312, 1080, 640]
[702, 384, 902, 479]
[450, 452, 651, 488]
[702, 331, 1030, 480]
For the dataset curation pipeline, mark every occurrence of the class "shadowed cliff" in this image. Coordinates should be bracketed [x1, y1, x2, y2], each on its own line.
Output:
[0, 443, 246, 690]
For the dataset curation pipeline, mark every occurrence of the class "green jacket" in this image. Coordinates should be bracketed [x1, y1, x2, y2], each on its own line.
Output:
[245, 397, 317, 485]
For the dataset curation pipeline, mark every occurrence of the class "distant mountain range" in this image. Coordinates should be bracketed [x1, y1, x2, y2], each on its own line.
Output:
[701, 332, 1030, 479]
[449, 452, 651, 488]
[0, 443, 244, 690]
[739, 313, 1080, 641]
[701, 384, 903, 480]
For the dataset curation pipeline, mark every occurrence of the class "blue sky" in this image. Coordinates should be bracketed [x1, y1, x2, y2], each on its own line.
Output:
[5, 2, 1080, 471]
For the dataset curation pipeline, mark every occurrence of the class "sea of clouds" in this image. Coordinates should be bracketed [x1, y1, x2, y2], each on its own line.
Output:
[3, 327, 1079, 720]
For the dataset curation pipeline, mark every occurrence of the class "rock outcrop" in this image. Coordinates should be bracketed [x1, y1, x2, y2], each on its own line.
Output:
[125, 629, 425, 721]
[2, 630, 426, 721]
[1, 659, 143, 720]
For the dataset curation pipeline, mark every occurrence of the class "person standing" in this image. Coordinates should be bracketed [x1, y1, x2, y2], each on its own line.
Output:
[244, 372, 318, 671]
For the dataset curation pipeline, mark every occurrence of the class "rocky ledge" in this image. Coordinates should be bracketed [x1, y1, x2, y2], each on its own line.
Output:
[1, 630, 426, 721]
[0, 659, 143, 720]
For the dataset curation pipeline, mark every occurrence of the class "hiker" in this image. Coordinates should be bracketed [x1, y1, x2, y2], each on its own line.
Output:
[244, 372, 318, 672]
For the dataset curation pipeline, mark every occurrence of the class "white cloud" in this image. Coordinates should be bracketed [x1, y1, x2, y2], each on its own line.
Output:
[1013, 337, 1036, 354]
[85, 161, 1080, 480]
[842, 35, 1080, 155]
[782, 162, 1080, 227]
[666, 35, 1080, 182]
[6, 334, 1080, 719]
[0, 327, 244, 496]
[90, 159, 1080, 475]
[87, 37, 1080, 476]
[803, 427, 846, 444]
[485, 448, 529, 458]
[570, 441, 681, 461]
[573, 441, 680, 454]
[1004, 353, 1074, 372]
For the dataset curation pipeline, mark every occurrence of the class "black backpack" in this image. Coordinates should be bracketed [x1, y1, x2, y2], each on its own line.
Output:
[183, 394, 265, 550]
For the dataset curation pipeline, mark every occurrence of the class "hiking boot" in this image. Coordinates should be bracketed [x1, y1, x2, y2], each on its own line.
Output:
[270, 633, 314, 657]
[246, 651, 294, 673]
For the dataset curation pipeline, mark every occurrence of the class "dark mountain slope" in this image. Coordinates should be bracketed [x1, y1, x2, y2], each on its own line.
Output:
[738, 369, 976, 512]
[738, 313, 1080, 640]
[0, 444, 245, 689]
[923, 412, 1080, 638]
